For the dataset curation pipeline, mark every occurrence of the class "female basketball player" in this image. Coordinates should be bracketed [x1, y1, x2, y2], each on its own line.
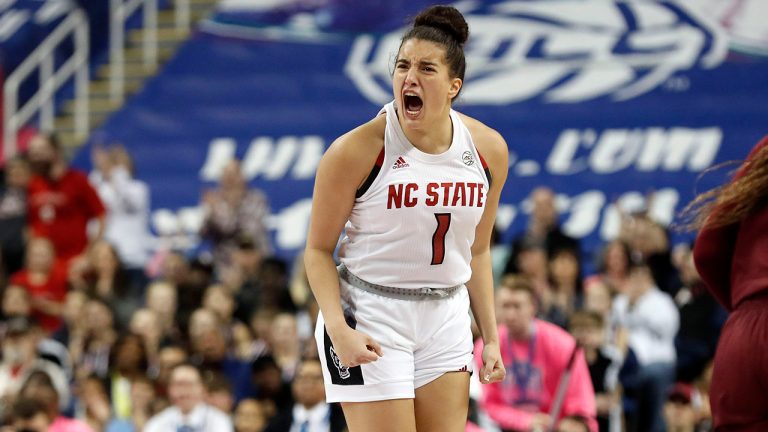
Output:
[688, 135, 768, 430]
[304, 5, 507, 432]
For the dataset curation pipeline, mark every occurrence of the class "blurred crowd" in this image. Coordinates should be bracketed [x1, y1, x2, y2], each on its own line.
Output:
[0, 133, 723, 432]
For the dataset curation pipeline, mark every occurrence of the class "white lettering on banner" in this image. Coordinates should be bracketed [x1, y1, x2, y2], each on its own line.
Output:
[35, 0, 75, 25]
[200, 136, 325, 181]
[0, 10, 30, 42]
[200, 138, 236, 181]
[546, 127, 722, 175]
[346, 1, 727, 105]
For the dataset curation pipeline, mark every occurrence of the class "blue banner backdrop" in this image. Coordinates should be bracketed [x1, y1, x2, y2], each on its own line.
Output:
[72, 0, 768, 268]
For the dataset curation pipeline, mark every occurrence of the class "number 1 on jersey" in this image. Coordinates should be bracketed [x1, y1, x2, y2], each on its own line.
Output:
[431, 213, 452, 265]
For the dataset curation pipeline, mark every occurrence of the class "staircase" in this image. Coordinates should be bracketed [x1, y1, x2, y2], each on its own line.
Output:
[55, 0, 219, 152]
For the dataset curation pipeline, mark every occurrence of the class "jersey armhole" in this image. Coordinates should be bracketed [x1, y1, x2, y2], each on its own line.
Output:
[355, 147, 385, 198]
[476, 147, 492, 187]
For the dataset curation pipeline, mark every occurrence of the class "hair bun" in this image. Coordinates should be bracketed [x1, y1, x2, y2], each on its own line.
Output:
[413, 5, 469, 45]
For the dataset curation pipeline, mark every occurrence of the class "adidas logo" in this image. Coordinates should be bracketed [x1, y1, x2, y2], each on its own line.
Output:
[393, 156, 409, 169]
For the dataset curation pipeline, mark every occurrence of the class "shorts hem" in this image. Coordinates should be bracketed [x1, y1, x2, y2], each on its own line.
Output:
[325, 381, 414, 403]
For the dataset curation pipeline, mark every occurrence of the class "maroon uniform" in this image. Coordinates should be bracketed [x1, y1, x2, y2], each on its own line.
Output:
[694, 136, 768, 431]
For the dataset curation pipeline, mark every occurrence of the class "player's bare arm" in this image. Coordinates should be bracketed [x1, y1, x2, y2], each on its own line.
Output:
[304, 116, 386, 367]
[462, 113, 509, 384]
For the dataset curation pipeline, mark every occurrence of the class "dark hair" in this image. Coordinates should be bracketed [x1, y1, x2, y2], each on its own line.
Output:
[12, 397, 49, 421]
[568, 310, 604, 330]
[400, 5, 469, 97]
[499, 275, 536, 299]
[202, 370, 232, 394]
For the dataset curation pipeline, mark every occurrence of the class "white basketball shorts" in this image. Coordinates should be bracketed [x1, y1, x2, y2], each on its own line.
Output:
[314, 278, 474, 403]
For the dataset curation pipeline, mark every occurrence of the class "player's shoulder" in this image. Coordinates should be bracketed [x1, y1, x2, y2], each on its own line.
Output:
[457, 112, 507, 163]
[325, 114, 385, 164]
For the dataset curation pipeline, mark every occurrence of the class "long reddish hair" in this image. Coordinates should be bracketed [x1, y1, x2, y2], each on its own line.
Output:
[679, 136, 768, 230]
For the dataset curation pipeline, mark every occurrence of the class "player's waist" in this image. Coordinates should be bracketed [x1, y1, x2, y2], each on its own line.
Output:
[337, 263, 464, 301]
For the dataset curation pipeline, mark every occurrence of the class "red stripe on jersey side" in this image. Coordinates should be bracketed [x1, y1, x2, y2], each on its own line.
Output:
[476, 148, 489, 169]
[475, 146, 492, 187]
[356, 147, 386, 198]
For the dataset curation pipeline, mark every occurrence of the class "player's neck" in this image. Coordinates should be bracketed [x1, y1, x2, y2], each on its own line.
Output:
[401, 110, 453, 154]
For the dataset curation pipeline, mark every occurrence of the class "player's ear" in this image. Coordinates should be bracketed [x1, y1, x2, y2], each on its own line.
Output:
[448, 78, 462, 99]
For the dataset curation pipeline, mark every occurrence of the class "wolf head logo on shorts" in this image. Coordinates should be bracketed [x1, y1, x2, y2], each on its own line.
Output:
[345, 1, 727, 104]
[323, 321, 365, 385]
[329, 346, 351, 379]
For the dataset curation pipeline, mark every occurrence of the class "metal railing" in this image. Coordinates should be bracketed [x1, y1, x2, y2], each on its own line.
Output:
[109, 0, 158, 103]
[109, 0, 191, 103]
[3, 9, 90, 160]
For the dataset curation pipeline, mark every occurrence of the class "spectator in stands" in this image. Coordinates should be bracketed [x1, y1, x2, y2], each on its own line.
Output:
[143, 363, 233, 432]
[663, 383, 697, 432]
[68, 240, 141, 330]
[613, 258, 678, 432]
[51, 290, 87, 346]
[200, 159, 271, 274]
[0, 156, 31, 277]
[128, 308, 163, 368]
[549, 247, 584, 317]
[569, 311, 622, 432]
[107, 333, 150, 420]
[187, 308, 253, 402]
[89, 144, 151, 280]
[18, 367, 88, 431]
[1, 283, 32, 320]
[619, 212, 680, 295]
[202, 371, 235, 414]
[26, 133, 105, 262]
[475, 278, 597, 432]
[503, 186, 580, 275]
[229, 252, 296, 328]
[246, 308, 278, 360]
[127, 375, 159, 432]
[506, 239, 567, 328]
[264, 357, 346, 432]
[8, 397, 52, 432]
[233, 398, 267, 432]
[145, 280, 180, 343]
[268, 312, 302, 381]
[69, 298, 117, 380]
[0, 317, 70, 413]
[9, 237, 68, 333]
[250, 355, 293, 418]
[76, 374, 134, 432]
[673, 247, 725, 382]
[155, 344, 189, 398]
[590, 240, 632, 295]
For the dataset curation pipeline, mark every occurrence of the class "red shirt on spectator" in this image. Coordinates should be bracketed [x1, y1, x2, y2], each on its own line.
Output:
[27, 169, 105, 261]
[10, 261, 68, 332]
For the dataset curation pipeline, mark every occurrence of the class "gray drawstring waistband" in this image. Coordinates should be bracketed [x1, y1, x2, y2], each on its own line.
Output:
[337, 263, 463, 301]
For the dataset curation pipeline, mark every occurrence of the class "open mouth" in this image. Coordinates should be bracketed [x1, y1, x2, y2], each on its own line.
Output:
[404, 94, 423, 117]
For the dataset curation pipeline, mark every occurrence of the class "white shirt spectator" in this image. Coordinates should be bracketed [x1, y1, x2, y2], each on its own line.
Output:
[143, 403, 233, 432]
[290, 402, 332, 432]
[90, 167, 151, 269]
[612, 287, 679, 366]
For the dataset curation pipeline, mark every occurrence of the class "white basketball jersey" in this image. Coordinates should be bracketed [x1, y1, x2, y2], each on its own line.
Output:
[338, 101, 490, 289]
